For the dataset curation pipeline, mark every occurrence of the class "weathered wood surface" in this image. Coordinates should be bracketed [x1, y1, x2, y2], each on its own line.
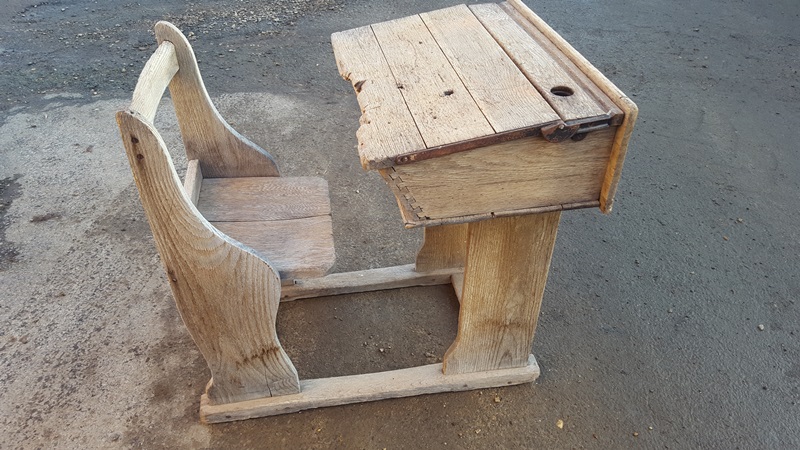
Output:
[193, 176, 335, 279]
[281, 264, 460, 302]
[118, 111, 300, 404]
[502, 0, 638, 212]
[155, 21, 280, 178]
[495, 2, 622, 123]
[371, 12, 495, 148]
[130, 41, 178, 123]
[388, 127, 614, 222]
[444, 212, 560, 374]
[197, 177, 331, 222]
[213, 216, 335, 280]
[470, 3, 613, 122]
[183, 159, 203, 206]
[331, 26, 426, 170]
[201, 354, 539, 423]
[420, 4, 559, 132]
[415, 224, 469, 272]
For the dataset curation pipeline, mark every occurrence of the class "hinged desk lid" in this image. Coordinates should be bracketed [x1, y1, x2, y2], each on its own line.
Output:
[332, 2, 624, 170]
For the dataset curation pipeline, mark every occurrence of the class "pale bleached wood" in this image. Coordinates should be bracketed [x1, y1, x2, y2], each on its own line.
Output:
[415, 224, 469, 272]
[388, 127, 615, 222]
[503, 0, 638, 212]
[212, 216, 335, 280]
[154, 21, 280, 178]
[331, 26, 426, 170]
[130, 41, 179, 123]
[451, 273, 464, 303]
[201, 354, 539, 423]
[371, 13, 495, 148]
[444, 212, 560, 374]
[117, 110, 299, 403]
[197, 177, 331, 222]
[420, 5, 559, 132]
[183, 159, 203, 206]
[280, 264, 460, 302]
[469, 4, 611, 123]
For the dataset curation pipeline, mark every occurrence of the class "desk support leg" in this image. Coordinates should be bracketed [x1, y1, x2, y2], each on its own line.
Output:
[443, 211, 561, 375]
[415, 223, 469, 272]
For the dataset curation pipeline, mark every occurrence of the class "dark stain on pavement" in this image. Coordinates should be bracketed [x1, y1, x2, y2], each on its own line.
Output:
[0, 174, 22, 270]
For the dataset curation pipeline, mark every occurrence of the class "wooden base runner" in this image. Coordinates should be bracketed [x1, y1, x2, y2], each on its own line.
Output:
[201, 355, 539, 423]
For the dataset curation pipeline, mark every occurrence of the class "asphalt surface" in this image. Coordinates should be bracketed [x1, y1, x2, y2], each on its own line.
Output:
[0, 0, 798, 448]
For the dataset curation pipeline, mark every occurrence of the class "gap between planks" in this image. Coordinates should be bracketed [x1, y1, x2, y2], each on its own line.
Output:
[200, 354, 540, 423]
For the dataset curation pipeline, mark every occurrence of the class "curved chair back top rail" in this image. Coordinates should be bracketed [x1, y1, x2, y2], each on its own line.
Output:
[148, 21, 279, 178]
[116, 22, 301, 404]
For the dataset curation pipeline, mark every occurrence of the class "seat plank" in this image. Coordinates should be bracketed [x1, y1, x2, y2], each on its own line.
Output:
[197, 177, 331, 222]
[371, 13, 495, 148]
[212, 216, 335, 280]
[471, 3, 614, 123]
[331, 26, 426, 170]
[420, 5, 559, 132]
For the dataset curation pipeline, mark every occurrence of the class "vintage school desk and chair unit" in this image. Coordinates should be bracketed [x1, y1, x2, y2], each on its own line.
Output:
[117, 0, 637, 423]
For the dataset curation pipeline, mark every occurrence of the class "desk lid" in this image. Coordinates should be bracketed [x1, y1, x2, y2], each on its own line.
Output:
[332, 1, 630, 171]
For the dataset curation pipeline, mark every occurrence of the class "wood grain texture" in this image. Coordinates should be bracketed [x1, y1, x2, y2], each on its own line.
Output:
[117, 110, 299, 404]
[503, 0, 638, 212]
[371, 13, 495, 148]
[470, 3, 611, 123]
[496, 2, 621, 123]
[420, 4, 559, 131]
[415, 224, 469, 272]
[451, 273, 464, 303]
[130, 41, 178, 123]
[201, 354, 539, 423]
[389, 127, 615, 221]
[331, 26, 426, 170]
[444, 212, 560, 374]
[197, 177, 331, 222]
[212, 216, 335, 280]
[183, 159, 203, 205]
[154, 21, 280, 178]
[280, 264, 460, 302]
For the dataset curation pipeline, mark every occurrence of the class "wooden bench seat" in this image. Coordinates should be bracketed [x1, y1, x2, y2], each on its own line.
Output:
[191, 174, 335, 279]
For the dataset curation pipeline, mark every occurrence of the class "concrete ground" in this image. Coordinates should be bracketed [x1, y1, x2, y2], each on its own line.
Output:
[1, 0, 798, 448]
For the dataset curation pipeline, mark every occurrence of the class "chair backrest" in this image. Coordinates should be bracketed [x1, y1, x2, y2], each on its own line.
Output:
[139, 21, 280, 178]
[116, 22, 300, 404]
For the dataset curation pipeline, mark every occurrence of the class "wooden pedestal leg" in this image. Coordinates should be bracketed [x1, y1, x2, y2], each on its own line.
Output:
[443, 212, 561, 375]
[415, 223, 469, 272]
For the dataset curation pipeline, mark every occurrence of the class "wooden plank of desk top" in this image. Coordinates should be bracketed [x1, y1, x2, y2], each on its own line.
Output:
[470, 3, 613, 124]
[497, 2, 624, 124]
[420, 4, 559, 132]
[331, 26, 426, 170]
[371, 13, 495, 149]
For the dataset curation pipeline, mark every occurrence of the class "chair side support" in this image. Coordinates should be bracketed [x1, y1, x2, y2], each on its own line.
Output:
[117, 110, 300, 404]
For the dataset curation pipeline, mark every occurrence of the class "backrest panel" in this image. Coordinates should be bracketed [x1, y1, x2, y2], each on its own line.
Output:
[154, 21, 281, 178]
